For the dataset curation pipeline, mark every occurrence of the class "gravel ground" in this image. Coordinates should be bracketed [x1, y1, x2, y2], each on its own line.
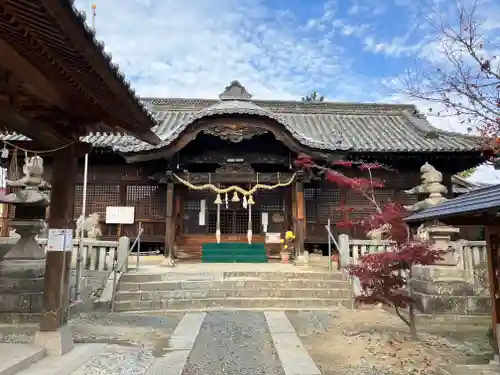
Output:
[0, 312, 185, 351]
[287, 306, 493, 375]
[0, 309, 493, 375]
[72, 344, 155, 375]
[181, 311, 284, 375]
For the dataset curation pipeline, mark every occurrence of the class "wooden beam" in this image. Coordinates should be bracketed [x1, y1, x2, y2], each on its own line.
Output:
[0, 40, 70, 110]
[0, 103, 71, 147]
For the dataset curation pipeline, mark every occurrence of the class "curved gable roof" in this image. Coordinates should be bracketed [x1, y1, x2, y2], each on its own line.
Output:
[0, 81, 483, 155]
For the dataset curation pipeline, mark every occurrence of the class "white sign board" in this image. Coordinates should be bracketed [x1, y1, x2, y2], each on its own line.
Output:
[47, 229, 73, 252]
[265, 232, 281, 244]
[105, 206, 135, 224]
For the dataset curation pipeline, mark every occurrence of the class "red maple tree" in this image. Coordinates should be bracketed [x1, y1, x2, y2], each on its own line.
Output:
[295, 154, 446, 339]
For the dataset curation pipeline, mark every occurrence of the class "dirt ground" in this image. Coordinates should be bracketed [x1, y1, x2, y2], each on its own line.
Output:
[287, 306, 493, 375]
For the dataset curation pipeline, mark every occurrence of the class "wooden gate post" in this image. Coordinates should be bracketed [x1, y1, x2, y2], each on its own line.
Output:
[293, 178, 305, 257]
[34, 143, 88, 355]
[164, 179, 175, 258]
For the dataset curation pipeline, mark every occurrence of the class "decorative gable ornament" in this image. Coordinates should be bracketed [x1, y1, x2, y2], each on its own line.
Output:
[219, 80, 253, 101]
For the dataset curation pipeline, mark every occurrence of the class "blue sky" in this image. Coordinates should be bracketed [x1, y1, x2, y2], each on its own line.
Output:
[75, 0, 500, 183]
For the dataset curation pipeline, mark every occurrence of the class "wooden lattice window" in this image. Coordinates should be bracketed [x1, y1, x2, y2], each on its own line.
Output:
[318, 188, 341, 223]
[73, 184, 120, 219]
[87, 184, 120, 218]
[126, 184, 166, 220]
[396, 192, 418, 206]
[305, 188, 319, 224]
[305, 187, 342, 224]
[73, 184, 85, 218]
[375, 189, 395, 206]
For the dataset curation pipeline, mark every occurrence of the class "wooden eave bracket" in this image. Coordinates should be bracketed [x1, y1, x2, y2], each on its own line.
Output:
[0, 103, 71, 148]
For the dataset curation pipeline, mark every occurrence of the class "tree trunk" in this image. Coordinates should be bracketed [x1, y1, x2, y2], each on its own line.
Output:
[408, 269, 418, 340]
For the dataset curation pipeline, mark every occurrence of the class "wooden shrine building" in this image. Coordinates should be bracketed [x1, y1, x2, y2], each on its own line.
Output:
[1, 80, 488, 262]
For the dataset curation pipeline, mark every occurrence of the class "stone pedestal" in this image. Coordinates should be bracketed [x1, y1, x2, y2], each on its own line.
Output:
[0, 219, 46, 323]
[411, 224, 491, 315]
[294, 250, 309, 268]
[426, 224, 460, 266]
[161, 256, 175, 267]
[33, 325, 74, 355]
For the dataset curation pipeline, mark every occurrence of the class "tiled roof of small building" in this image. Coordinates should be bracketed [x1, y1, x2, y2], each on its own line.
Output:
[405, 183, 500, 222]
[0, 81, 482, 155]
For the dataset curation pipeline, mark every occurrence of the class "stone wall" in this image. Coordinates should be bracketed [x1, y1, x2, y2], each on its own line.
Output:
[0, 268, 44, 323]
[411, 241, 490, 316]
[0, 268, 109, 323]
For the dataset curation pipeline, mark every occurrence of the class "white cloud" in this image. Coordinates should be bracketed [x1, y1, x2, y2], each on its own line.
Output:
[76, 0, 351, 100]
[76, 0, 500, 183]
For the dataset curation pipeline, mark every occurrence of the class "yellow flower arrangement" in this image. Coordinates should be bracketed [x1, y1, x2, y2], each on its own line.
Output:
[281, 230, 296, 255]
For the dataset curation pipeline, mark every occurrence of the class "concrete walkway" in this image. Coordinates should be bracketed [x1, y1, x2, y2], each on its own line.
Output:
[1, 311, 320, 375]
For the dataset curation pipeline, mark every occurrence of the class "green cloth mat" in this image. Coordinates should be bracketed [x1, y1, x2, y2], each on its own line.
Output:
[202, 242, 268, 263]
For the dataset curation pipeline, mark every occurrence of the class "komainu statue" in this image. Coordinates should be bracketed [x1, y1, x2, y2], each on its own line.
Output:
[75, 212, 102, 239]
[404, 162, 447, 212]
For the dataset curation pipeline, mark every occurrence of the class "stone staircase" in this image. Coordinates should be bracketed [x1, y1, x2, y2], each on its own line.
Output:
[113, 270, 353, 311]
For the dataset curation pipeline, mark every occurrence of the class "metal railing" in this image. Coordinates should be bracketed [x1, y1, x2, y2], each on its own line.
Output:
[325, 218, 340, 271]
[110, 224, 143, 312]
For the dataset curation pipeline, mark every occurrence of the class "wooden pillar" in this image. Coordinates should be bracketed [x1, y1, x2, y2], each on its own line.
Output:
[164, 181, 175, 258]
[444, 173, 454, 199]
[293, 179, 305, 256]
[486, 225, 500, 357]
[35, 145, 78, 355]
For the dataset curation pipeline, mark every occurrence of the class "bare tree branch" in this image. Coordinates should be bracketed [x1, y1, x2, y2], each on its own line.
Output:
[401, 0, 499, 154]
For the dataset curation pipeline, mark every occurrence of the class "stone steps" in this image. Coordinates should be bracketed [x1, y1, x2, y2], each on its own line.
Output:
[112, 297, 350, 311]
[117, 279, 349, 291]
[115, 287, 351, 301]
[437, 363, 500, 375]
[115, 270, 352, 311]
[120, 271, 346, 283]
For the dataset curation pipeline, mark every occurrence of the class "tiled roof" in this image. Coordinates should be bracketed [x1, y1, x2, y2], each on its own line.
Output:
[451, 175, 484, 194]
[405, 184, 500, 222]
[0, 81, 482, 155]
[113, 97, 481, 154]
[62, 1, 157, 125]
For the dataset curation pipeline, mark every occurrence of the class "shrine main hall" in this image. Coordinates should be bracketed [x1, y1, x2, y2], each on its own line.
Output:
[1, 80, 486, 262]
